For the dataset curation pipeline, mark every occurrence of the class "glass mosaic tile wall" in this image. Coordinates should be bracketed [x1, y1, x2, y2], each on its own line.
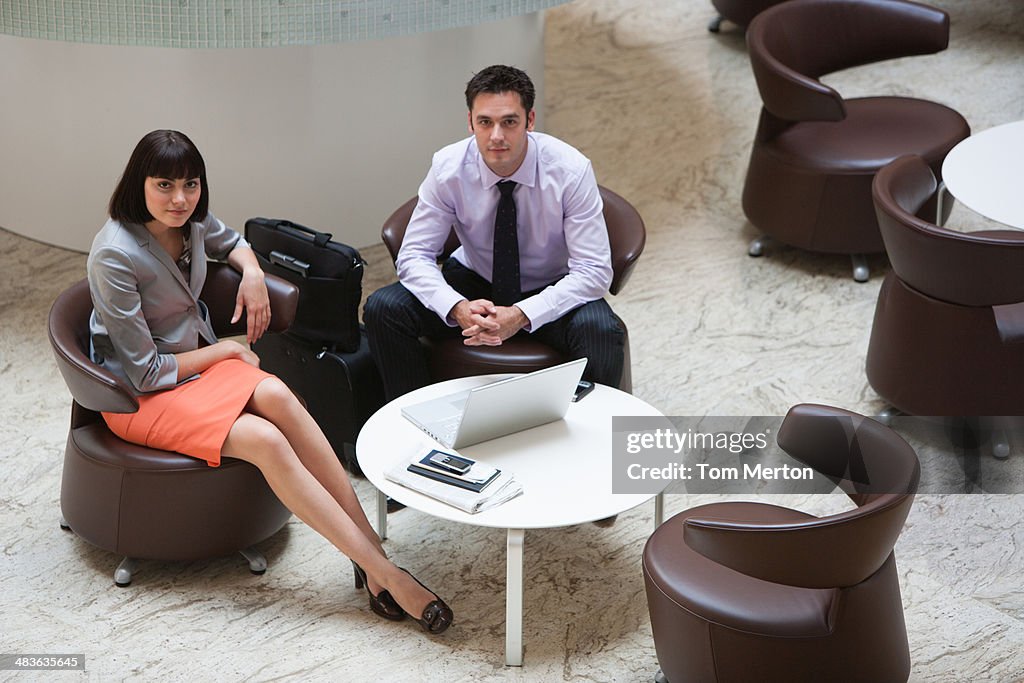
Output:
[0, 0, 566, 47]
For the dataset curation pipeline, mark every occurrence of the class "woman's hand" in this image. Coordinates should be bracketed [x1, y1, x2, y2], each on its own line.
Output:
[232, 266, 271, 343]
[174, 339, 259, 382]
[222, 339, 261, 368]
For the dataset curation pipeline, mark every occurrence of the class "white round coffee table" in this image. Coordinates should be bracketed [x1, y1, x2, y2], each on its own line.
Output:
[356, 375, 665, 666]
[942, 120, 1024, 229]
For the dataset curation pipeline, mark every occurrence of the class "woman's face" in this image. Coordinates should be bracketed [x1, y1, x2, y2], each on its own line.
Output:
[143, 176, 201, 230]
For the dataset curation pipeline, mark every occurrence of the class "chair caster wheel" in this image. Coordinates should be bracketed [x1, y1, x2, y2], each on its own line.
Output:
[708, 15, 724, 33]
[59, 517, 71, 531]
[876, 408, 899, 426]
[114, 557, 138, 587]
[748, 236, 769, 257]
[240, 547, 268, 574]
[655, 668, 670, 683]
[851, 254, 869, 282]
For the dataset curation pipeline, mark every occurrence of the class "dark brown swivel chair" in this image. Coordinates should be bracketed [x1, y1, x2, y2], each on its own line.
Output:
[867, 154, 1024, 418]
[741, 0, 970, 281]
[49, 263, 299, 586]
[379, 185, 645, 392]
[644, 403, 920, 683]
[708, 0, 787, 33]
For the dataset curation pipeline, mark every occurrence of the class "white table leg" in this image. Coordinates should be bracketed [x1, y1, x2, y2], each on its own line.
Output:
[376, 488, 388, 540]
[654, 491, 664, 530]
[936, 180, 947, 226]
[505, 528, 525, 666]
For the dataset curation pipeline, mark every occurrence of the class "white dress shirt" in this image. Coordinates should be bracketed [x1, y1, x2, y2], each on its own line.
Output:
[396, 132, 612, 331]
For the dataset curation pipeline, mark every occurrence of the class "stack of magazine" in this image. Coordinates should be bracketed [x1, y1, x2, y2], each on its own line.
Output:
[385, 450, 523, 514]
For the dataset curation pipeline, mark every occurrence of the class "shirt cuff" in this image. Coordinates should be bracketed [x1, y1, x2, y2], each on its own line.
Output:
[433, 290, 467, 327]
[515, 294, 547, 331]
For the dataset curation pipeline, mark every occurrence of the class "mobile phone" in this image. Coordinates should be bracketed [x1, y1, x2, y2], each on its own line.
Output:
[572, 380, 595, 402]
[427, 450, 474, 475]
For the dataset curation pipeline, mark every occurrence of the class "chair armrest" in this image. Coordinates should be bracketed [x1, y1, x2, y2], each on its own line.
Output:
[381, 196, 461, 265]
[201, 262, 299, 338]
[50, 340, 140, 414]
[48, 279, 139, 414]
[682, 496, 910, 589]
[600, 185, 646, 295]
[381, 197, 418, 263]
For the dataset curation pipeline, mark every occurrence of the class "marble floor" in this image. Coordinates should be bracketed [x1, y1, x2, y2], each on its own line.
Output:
[2, 0, 1024, 681]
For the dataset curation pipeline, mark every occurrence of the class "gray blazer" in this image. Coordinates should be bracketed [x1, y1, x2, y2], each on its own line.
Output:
[87, 213, 248, 395]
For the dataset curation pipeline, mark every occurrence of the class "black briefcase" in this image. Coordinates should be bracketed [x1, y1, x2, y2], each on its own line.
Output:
[244, 218, 364, 352]
[252, 329, 385, 475]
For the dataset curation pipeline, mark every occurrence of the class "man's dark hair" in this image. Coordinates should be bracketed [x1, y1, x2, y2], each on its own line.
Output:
[109, 129, 209, 224]
[465, 65, 535, 113]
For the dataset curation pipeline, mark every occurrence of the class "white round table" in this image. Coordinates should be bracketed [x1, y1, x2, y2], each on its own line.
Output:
[356, 376, 665, 666]
[942, 120, 1024, 229]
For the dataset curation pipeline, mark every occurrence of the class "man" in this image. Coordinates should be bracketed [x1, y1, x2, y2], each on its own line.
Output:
[365, 64, 625, 401]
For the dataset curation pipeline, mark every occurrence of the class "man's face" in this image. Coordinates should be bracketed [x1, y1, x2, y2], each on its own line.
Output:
[468, 91, 535, 178]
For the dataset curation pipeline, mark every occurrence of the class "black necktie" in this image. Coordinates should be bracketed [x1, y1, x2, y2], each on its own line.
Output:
[492, 180, 520, 306]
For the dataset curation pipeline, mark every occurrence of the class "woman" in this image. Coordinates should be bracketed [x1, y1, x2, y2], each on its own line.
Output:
[88, 129, 452, 634]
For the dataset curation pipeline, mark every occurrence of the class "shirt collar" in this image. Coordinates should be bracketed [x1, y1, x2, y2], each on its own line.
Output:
[477, 133, 538, 190]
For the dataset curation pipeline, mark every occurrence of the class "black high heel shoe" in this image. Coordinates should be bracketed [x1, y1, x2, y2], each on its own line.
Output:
[352, 561, 405, 621]
[401, 568, 453, 634]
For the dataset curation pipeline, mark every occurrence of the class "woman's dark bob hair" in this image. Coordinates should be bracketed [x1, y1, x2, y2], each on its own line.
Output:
[108, 130, 209, 224]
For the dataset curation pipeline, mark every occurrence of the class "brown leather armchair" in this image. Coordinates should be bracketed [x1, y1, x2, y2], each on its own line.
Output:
[49, 263, 299, 586]
[644, 403, 920, 683]
[741, 0, 970, 281]
[708, 0, 787, 33]
[867, 154, 1024, 417]
[379, 185, 645, 392]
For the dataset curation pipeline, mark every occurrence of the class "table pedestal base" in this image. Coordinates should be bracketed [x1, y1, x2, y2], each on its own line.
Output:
[377, 489, 389, 540]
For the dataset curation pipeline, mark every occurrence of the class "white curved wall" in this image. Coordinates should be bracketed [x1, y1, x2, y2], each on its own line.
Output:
[0, 12, 544, 251]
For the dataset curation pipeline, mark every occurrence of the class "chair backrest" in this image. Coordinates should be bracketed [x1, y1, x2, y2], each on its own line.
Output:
[873, 155, 1024, 306]
[48, 262, 299, 414]
[380, 185, 646, 296]
[747, 0, 950, 123]
[49, 278, 139, 414]
[683, 403, 919, 589]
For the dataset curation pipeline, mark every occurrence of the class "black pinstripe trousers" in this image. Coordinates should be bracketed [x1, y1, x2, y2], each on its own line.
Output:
[364, 259, 626, 400]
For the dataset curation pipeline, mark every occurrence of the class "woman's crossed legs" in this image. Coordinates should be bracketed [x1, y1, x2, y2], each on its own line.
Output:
[222, 376, 444, 627]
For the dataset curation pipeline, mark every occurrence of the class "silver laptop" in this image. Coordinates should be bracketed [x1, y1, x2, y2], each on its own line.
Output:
[401, 358, 587, 449]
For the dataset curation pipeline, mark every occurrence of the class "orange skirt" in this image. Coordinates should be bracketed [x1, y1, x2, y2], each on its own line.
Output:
[102, 358, 274, 467]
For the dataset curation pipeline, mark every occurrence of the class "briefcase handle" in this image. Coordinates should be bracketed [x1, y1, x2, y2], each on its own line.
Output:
[277, 219, 333, 247]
